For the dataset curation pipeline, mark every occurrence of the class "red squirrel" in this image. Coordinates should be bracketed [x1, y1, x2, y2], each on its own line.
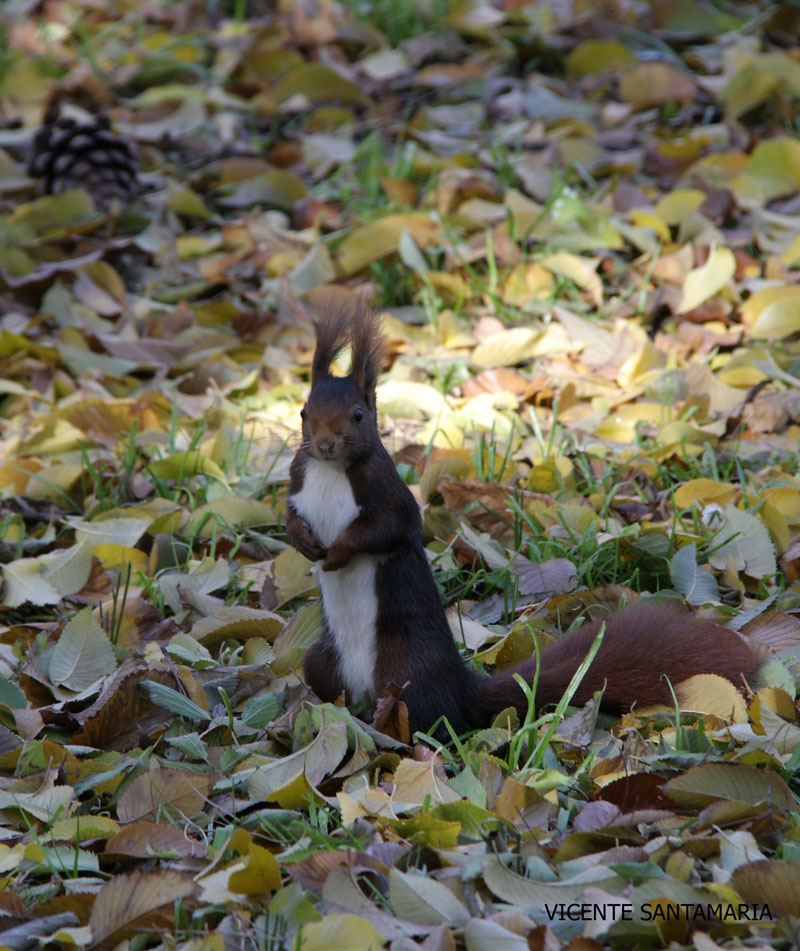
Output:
[286, 305, 760, 735]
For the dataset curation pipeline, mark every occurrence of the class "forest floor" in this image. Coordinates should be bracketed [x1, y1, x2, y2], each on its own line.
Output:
[1, 1, 800, 949]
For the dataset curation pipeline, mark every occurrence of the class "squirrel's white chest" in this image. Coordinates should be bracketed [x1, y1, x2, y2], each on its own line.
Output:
[290, 457, 378, 701]
[290, 459, 359, 548]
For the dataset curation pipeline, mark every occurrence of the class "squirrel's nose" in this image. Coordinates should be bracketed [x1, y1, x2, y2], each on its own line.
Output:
[316, 438, 335, 455]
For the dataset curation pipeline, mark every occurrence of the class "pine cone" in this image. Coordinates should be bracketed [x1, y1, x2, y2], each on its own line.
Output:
[28, 114, 139, 209]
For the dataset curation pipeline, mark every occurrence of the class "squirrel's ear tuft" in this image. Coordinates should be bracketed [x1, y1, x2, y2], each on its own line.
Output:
[349, 303, 387, 407]
[311, 308, 349, 386]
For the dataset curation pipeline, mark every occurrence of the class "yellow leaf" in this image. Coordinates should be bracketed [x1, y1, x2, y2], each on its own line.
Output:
[167, 185, 212, 219]
[672, 674, 748, 721]
[391, 758, 461, 806]
[657, 420, 718, 449]
[273, 63, 368, 106]
[750, 299, 800, 341]
[426, 270, 472, 302]
[751, 687, 796, 724]
[723, 66, 779, 120]
[542, 252, 602, 308]
[654, 188, 705, 226]
[391, 813, 461, 849]
[733, 138, 800, 204]
[617, 338, 664, 387]
[684, 150, 748, 188]
[747, 137, 800, 189]
[678, 246, 735, 313]
[176, 235, 222, 259]
[149, 451, 228, 484]
[274, 547, 317, 603]
[566, 40, 636, 78]
[780, 234, 800, 266]
[377, 379, 446, 419]
[741, 285, 800, 327]
[93, 544, 149, 575]
[299, 914, 384, 951]
[270, 772, 312, 810]
[630, 209, 671, 242]
[501, 262, 554, 307]
[673, 478, 737, 509]
[471, 327, 539, 368]
[336, 214, 441, 275]
[228, 842, 281, 894]
[50, 816, 120, 842]
[25, 463, 84, 500]
[593, 402, 672, 443]
[187, 497, 278, 537]
[716, 366, 769, 387]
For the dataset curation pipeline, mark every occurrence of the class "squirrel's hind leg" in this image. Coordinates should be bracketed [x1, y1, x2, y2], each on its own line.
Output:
[304, 631, 347, 703]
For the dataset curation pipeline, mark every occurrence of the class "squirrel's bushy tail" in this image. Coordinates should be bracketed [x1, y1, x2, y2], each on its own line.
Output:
[475, 601, 760, 721]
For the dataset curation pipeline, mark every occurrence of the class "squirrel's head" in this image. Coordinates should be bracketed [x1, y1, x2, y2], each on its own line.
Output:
[301, 304, 387, 467]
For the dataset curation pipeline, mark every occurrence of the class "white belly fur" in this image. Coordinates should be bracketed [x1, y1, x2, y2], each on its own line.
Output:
[290, 458, 378, 700]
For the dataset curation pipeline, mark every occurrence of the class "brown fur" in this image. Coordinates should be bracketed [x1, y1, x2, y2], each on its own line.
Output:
[479, 601, 760, 720]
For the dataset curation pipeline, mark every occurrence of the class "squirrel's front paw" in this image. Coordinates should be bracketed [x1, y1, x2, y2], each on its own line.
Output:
[322, 542, 353, 572]
[288, 513, 328, 562]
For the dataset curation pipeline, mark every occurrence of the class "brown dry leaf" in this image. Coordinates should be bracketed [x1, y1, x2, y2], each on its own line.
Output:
[190, 606, 285, 644]
[59, 399, 166, 447]
[731, 861, 800, 918]
[88, 868, 197, 950]
[510, 555, 578, 598]
[619, 63, 697, 110]
[104, 821, 206, 859]
[372, 684, 411, 743]
[741, 611, 800, 651]
[117, 763, 213, 823]
[460, 368, 533, 398]
[71, 661, 176, 748]
[780, 539, 800, 584]
[391, 757, 460, 806]
[440, 479, 552, 539]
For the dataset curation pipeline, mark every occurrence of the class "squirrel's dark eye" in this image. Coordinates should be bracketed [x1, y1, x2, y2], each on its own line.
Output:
[300, 407, 306, 420]
[353, 408, 363, 423]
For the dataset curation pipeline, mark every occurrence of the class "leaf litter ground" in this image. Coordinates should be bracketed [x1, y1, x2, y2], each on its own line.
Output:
[1, 1, 800, 949]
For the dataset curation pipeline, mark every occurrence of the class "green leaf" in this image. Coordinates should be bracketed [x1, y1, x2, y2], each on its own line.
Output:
[273, 63, 367, 106]
[389, 868, 470, 926]
[707, 505, 777, 579]
[218, 169, 307, 211]
[166, 732, 211, 761]
[664, 763, 795, 811]
[49, 607, 117, 692]
[11, 189, 97, 233]
[140, 681, 211, 722]
[241, 692, 282, 729]
[0, 678, 26, 709]
[670, 542, 719, 605]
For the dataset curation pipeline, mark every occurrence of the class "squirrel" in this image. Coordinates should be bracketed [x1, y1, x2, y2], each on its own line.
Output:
[286, 304, 760, 736]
